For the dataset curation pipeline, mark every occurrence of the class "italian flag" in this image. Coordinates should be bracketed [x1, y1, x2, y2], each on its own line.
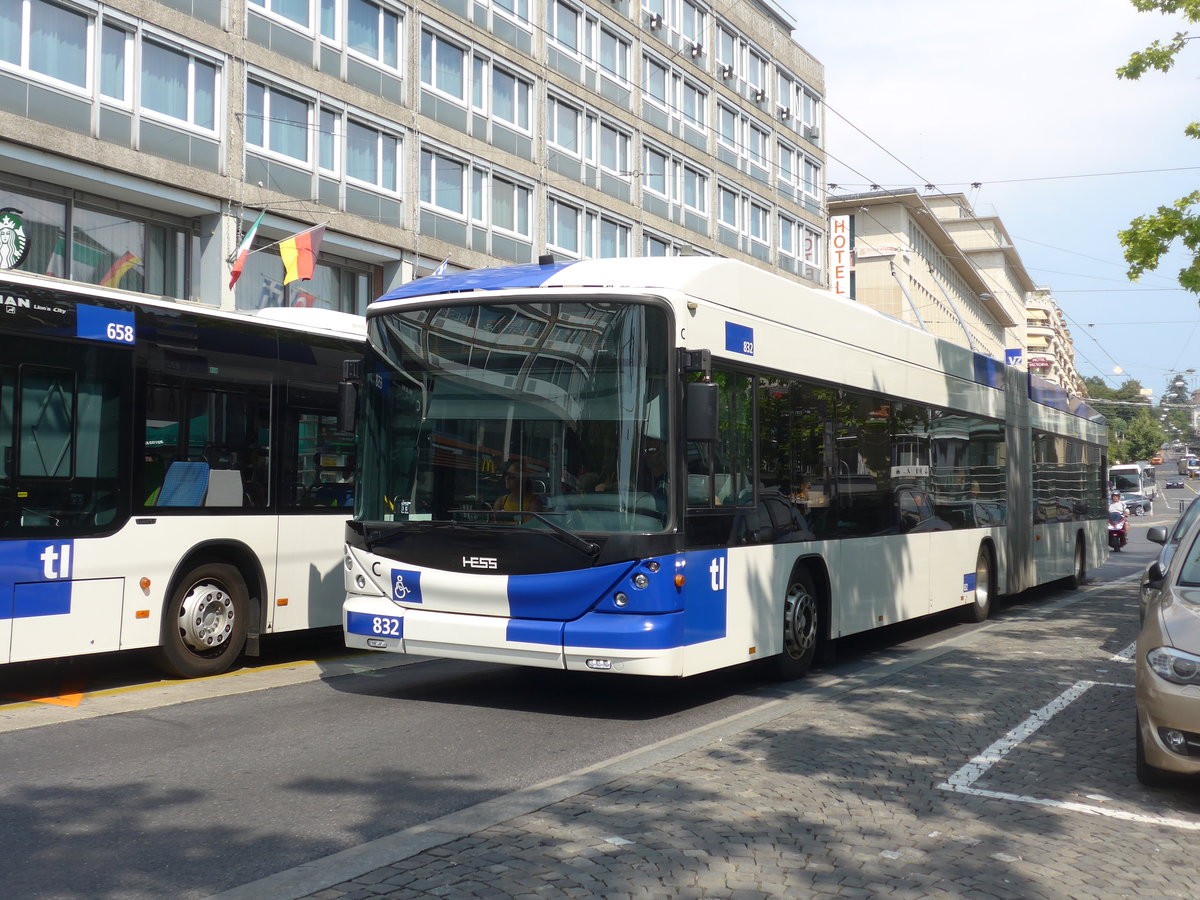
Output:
[229, 210, 265, 289]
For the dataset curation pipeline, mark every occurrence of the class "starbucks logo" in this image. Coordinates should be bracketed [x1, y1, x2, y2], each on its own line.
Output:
[0, 208, 30, 271]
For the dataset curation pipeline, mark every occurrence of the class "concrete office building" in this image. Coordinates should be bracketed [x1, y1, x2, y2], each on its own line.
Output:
[0, 0, 828, 314]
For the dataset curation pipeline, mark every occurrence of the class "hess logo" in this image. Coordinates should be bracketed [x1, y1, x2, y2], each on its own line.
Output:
[462, 556, 498, 570]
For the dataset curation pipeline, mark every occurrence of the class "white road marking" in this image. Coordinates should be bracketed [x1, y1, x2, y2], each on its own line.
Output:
[939, 679, 1200, 832]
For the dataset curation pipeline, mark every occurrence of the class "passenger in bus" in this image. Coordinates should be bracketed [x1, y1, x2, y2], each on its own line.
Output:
[493, 462, 543, 523]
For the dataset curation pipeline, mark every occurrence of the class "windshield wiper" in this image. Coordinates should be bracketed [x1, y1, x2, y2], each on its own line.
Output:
[514, 510, 601, 557]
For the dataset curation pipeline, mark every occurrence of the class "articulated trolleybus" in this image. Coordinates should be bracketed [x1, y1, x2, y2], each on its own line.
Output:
[1, 271, 363, 677]
[342, 258, 1106, 678]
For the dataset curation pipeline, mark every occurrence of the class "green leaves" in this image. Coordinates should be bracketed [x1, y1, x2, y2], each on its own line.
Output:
[1117, 1, 1200, 294]
[1119, 191, 1200, 292]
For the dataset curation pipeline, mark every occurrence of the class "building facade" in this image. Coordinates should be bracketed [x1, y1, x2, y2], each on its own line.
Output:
[1025, 287, 1085, 396]
[827, 189, 1086, 394]
[0, 0, 828, 314]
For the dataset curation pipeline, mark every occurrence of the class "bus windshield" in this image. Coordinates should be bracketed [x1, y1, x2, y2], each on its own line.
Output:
[358, 300, 671, 534]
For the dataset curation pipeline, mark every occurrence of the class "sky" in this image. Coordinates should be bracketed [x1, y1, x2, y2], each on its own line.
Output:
[780, 0, 1199, 400]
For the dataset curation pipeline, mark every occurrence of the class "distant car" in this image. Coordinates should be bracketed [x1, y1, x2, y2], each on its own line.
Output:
[1122, 492, 1153, 516]
[1166, 480, 1185, 489]
[1151, 454, 1164, 466]
[1136, 512, 1200, 785]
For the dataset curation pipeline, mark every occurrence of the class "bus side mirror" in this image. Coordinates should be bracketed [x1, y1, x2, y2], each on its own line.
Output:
[686, 381, 718, 442]
[338, 359, 361, 434]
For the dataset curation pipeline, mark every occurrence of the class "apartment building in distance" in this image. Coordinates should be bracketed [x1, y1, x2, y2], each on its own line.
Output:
[827, 189, 1086, 394]
[1025, 287, 1085, 396]
[0, 0, 828, 314]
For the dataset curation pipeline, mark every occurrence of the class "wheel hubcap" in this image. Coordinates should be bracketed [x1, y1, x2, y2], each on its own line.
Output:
[975, 555, 990, 609]
[177, 582, 235, 652]
[783, 583, 817, 660]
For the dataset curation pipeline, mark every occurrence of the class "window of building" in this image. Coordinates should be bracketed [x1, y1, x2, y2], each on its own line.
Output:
[346, 0, 401, 69]
[1, 0, 90, 89]
[249, 0, 312, 29]
[319, 107, 340, 172]
[598, 121, 630, 175]
[547, 96, 582, 156]
[141, 39, 218, 131]
[246, 80, 311, 162]
[100, 23, 130, 102]
[489, 173, 532, 237]
[548, 197, 581, 255]
[749, 201, 769, 245]
[420, 148, 466, 215]
[493, 0, 530, 22]
[420, 29, 466, 100]
[643, 55, 668, 108]
[718, 185, 738, 229]
[597, 27, 629, 83]
[643, 144, 669, 199]
[682, 165, 708, 213]
[715, 23, 737, 73]
[717, 103, 738, 151]
[346, 119, 399, 191]
[679, 1, 705, 46]
[681, 81, 707, 131]
[491, 65, 531, 131]
[598, 217, 630, 257]
[747, 48, 767, 93]
[548, 0, 580, 53]
[747, 123, 768, 169]
[232, 242, 372, 314]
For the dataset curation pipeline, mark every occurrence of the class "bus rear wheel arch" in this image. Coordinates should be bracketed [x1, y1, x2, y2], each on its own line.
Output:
[152, 562, 249, 679]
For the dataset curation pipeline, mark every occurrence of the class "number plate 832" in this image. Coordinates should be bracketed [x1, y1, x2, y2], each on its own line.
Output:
[347, 611, 402, 638]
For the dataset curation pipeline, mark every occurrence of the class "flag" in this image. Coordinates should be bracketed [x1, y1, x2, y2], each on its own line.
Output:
[279, 225, 325, 285]
[229, 210, 266, 289]
[101, 251, 141, 287]
[432, 257, 450, 276]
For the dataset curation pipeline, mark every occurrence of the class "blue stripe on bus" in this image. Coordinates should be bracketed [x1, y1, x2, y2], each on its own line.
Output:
[564, 610, 686, 650]
[377, 261, 576, 302]
[507, 562, 635, 620]
[515, 550, 728, 651]
[1, 540, 75, 620]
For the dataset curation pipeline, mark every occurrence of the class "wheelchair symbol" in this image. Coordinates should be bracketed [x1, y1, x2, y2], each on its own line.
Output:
[393, 574, 411, 601]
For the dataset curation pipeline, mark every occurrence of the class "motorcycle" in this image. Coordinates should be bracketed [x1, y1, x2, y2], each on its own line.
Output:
[1108, 510, 1129, 552]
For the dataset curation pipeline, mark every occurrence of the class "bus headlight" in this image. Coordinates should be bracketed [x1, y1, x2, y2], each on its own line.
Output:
[632, 573, 649, 589]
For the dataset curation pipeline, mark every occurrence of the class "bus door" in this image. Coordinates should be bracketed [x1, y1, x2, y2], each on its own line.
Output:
[0, 336, 132, 664]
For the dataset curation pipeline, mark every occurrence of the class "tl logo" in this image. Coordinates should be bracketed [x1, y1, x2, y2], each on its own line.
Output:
[41, 544, 72, 580]
[708, 555, 726, 592]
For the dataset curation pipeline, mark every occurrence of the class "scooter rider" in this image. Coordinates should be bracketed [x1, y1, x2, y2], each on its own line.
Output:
[1109, 492, 1128, 517]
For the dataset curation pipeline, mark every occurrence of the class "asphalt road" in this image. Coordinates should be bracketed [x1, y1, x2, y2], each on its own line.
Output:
[0, 495, 1186, 900]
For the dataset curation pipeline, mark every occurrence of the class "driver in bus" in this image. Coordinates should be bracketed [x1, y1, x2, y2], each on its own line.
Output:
[494, 462, 543, 524]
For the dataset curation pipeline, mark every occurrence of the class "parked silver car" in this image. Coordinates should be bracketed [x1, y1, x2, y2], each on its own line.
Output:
[1137, 511, 1200, 784]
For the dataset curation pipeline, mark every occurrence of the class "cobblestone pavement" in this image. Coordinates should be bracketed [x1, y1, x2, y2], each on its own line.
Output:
[218, 577, 1200, 900]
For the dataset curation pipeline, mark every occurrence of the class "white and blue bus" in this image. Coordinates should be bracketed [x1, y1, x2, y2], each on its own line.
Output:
[341, 258, 1107, 678]
[1, 271, 363, 678]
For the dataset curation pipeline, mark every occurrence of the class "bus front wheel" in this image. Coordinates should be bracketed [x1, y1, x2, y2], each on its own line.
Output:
[153, 563, 249, 678]
[766, 569, 820, 681]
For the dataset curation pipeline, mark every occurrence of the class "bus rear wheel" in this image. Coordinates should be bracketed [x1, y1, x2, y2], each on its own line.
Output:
[961, 545, 993, 623]
[766, 569, 820, 681]
[153, 563, 248, 678]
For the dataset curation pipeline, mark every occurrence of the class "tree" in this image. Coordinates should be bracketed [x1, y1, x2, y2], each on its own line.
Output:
[1125, 408, 1166, 460]
[1117, 1, 1200, 293]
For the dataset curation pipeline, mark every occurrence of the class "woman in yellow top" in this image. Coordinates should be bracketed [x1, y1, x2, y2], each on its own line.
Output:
[493, 465, 543, 523]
